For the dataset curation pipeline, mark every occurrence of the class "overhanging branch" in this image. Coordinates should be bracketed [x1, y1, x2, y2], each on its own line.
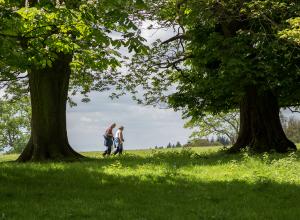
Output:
[161, 34, 186, 45]
[288, 107, 300, 114]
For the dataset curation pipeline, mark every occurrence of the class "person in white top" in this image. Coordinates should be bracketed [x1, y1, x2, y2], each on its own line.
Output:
[113, 126, 124, 155]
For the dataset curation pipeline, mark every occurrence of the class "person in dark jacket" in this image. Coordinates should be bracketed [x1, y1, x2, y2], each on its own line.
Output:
[103, 123, 116, 156]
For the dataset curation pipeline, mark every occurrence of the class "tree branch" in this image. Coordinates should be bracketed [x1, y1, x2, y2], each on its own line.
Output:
[202, 119, 233, 141]
[161, 34, 186, 45]
[222, 115, 239, 134]
[288, 107, 300, 114]
[156, 54, 193, 69]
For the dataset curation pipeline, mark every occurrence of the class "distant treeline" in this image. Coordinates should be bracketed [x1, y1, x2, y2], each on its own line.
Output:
[184, 136, 230, 148]
[152, 137, 230, 149]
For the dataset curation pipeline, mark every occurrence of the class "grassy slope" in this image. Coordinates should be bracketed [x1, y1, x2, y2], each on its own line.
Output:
[1, 147, 300, 220]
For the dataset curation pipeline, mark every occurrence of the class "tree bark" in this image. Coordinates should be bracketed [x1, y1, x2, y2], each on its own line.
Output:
[229, 87, 297, 153]
[17, 54, 83, 162]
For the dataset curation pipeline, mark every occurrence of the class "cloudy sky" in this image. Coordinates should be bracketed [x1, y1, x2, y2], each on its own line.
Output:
[67, 92, 192, 152]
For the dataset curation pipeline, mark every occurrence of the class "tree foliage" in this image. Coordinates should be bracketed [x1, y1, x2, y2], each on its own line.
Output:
[279, 17, 300, 45]
[170, 0, 300, 115]
[122, 0, 300, 116]
[0, 96, 30, 153]
[0, 0, 148, 98]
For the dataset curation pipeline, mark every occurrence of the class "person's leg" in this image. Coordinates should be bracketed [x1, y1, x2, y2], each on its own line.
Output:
[103, 147, 108, 156]
[119, 144, 123, 155]
[113, 139, 120, 155]
[113, 146, 119, 155]
[105, 138, 113, 156]
[107, 146, 111, 155]
[103, 136, 111, 156]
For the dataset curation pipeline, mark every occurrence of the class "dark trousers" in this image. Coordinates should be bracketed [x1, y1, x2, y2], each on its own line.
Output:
[103, 146, 111, 156]
[103, 136, 113, 156]
[113, 142, 123, 155]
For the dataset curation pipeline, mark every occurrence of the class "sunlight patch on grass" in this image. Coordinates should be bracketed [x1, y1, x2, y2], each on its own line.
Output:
[1, 147, 300, 219]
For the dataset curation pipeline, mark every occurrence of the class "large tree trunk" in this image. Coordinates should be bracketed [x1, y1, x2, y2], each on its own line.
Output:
[229, 87, 296, 153]
[17, 54, 83, 162]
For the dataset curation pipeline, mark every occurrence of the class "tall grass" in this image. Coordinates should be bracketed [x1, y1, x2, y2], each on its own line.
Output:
[0, 147, 300, 219]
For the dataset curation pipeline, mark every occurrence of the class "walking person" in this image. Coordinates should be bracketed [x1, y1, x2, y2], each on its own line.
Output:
[103, 123, 116, 156]
[113, 126, 125, 155]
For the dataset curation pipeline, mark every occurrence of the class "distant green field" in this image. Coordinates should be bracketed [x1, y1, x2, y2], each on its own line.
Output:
[1, 147, 300, 220]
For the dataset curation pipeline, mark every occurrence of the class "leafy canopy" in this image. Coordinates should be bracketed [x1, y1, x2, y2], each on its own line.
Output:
[122, 0, 300, 119]
[279, 17, 300, 45]
[0, 0, 148, 98]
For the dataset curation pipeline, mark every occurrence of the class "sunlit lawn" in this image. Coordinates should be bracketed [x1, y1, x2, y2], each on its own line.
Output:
[1, 146, 300, 219]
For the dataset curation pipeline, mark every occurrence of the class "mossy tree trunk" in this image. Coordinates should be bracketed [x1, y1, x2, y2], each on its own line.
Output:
[229, 87, 296, 153]
[17, 54, 83, 162]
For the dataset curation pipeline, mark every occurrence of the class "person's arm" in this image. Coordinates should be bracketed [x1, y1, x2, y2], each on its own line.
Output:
[118, 131, 123, 143]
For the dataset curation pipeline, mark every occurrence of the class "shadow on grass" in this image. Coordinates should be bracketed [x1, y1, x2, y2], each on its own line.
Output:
[0, 161, 300, 220]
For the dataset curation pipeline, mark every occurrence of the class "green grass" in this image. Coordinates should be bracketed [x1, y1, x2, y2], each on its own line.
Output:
[1, 147, 300, 220]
